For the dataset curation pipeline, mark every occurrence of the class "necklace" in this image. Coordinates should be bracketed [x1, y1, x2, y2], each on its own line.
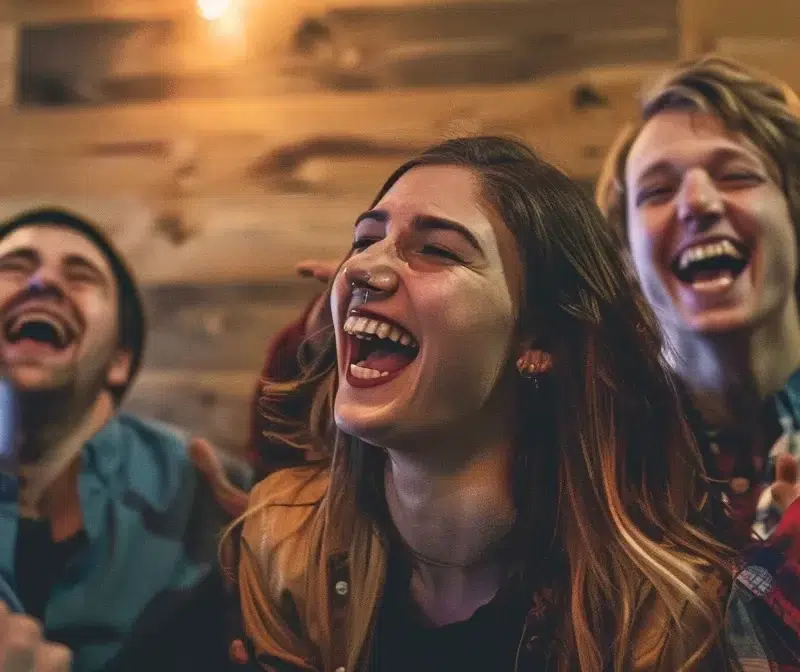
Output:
[399, 528, 514, 570]
[407, 546, 471, 569]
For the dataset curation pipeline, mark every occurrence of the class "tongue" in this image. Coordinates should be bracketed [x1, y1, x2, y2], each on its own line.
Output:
[690, 269, 734, 290]
[12, 338, 59, 353]
[691, 268, 733, 285]
[691, 268, 730, 282]
[363, 347, 416, 373]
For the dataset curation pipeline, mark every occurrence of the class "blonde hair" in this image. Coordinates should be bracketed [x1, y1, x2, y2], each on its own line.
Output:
[597, 55, 800, 257]
[232, 137, 734, 671]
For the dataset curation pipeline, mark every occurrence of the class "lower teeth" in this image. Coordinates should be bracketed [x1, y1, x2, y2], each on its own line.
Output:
[350, 361, 390, 380]
[691, 273, 734, 291]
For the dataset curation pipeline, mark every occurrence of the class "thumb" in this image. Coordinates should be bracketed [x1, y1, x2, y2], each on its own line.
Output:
[295, 260, 317, 278]
[775, 451, 798, 484]
[295, 259, 338, 284]
[189, 438, 249, 519]
[771, 452, 800, 512]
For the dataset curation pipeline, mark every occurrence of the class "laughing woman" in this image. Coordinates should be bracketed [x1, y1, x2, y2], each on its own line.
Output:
[233, 137, 734, 671]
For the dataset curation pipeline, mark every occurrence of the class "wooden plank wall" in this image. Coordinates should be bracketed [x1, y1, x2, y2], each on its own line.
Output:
[123, 280, 322, 456]
[6, 0, 799, 461]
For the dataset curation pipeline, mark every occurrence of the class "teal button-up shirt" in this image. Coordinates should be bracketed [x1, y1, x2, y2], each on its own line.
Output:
[0, 413, 239, 672]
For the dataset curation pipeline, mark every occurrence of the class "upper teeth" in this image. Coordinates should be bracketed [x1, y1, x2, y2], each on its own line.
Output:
[8, 312, 67, 343]
[678, 240, 743, 270]
[343, 315, 417, 348]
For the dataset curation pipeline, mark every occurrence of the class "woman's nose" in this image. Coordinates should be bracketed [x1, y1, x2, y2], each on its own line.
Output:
[344, 264, 398, 296]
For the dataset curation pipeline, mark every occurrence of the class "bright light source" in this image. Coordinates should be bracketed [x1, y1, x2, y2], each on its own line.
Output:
[197, 0, 232, 21]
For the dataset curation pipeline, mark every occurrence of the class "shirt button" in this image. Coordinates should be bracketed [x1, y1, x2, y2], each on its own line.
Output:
[334, 580, 349, 596]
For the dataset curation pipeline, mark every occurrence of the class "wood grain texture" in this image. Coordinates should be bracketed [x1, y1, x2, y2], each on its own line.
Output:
[0, 0, 537, 24]
[123, 370, 256, 455]
[140, 280, 322, 370]
[679, 0, 800, 58]
[0, 67, 653, 154]
[123, 280, 322, 454]
[0, 62, 665, 285]
[0, 194, 359, 284]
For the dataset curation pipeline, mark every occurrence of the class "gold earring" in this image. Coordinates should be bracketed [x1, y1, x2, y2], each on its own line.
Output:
[516, 352, 551, 388]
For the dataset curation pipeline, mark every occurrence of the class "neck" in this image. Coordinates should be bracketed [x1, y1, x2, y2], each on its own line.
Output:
[384, 430, 516, 625]
[667, 300, 800, 427]
[17, 391, 114, 532]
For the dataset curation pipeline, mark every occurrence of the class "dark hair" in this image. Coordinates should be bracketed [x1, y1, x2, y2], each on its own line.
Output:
[252, 137, 732, 670]
[0, 207, 146, 402]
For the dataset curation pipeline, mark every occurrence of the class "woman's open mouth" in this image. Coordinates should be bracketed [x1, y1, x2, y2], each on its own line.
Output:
[343, 312, 419, 388]
[670, 237, 751, 294]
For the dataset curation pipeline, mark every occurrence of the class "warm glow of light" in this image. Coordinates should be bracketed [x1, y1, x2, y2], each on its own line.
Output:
[197, 0, 232, 21]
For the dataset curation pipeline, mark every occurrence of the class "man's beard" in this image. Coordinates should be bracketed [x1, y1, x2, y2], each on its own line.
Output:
[16, 354, 113, 463]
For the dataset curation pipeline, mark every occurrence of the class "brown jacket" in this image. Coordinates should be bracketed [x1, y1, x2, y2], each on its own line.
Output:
[238, 466, 729, 672]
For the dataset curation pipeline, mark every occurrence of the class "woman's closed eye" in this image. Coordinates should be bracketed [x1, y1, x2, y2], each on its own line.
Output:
[351, 238, 380, 252]
[419, 245, 462, 262]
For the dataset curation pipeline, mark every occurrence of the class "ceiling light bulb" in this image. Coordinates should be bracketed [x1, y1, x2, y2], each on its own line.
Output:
[197, 0, 231, 21]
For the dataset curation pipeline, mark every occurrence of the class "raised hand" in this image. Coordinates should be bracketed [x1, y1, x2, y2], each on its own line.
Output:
[0, 603, 71, 672]
[188, 437, 249, 519]
[753, 435, 800, 540]
[295, 259, 340, 284]
[771, 452, 799, 512]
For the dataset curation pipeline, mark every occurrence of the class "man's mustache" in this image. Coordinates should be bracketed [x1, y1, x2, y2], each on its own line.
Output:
[0, 286, 83, 333]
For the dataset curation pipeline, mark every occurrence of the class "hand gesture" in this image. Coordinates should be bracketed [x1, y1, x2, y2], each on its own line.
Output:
[295, 260, 339, 284]
[189, 438, 249, 519]
[753, 435, 800, 540]
[0, 603, 71, 671]
[771, 451, 799, 512]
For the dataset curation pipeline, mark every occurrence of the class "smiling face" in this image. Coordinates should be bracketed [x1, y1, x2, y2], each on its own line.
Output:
[624, 110, 797, 334]
[0, 225, 130, 398]
[330, 164, 521, 448]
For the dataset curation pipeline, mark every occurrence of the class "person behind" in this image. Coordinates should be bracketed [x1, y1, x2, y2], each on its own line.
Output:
[248, 261, 335, 480]
[597, 56, 800, 664]
[233, 137, 735, 671]
[0, 208, 252, 672]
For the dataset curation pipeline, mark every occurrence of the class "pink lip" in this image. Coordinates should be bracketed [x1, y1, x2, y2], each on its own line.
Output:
[2, 338, 77, 364]
[3, 301, 78, 330]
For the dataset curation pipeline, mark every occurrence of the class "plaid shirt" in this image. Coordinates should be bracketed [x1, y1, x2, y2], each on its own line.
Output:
[727, 498, 800, 671]
[720, 369, 800, 671]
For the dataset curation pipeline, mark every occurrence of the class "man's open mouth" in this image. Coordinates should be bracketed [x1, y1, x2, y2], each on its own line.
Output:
[3, 311, 76, 351]
[671, 238, 751, 291]
[343, 313, 419, 384]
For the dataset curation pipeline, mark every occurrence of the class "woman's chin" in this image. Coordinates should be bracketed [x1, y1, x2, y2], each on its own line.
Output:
[334, 395, 433, 450]
[334, 403, 393, 448]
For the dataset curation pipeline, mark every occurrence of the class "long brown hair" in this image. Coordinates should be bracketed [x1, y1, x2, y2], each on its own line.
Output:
[245, 136, 732, 671]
